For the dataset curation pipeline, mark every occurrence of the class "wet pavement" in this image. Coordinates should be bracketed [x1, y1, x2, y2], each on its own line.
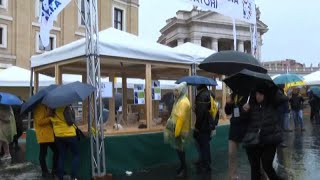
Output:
[1, 117, 320, 180]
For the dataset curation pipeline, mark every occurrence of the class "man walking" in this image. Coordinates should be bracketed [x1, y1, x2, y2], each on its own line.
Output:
[289, 88, 305, 132]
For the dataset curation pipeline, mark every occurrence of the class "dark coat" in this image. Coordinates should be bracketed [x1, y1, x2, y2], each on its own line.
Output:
[244, 100, 282, 146]
[276, 89, 290, 114]
[195, 88, 212, 133]
[309, 95, 320, 111]
[289, 93, 304, 111]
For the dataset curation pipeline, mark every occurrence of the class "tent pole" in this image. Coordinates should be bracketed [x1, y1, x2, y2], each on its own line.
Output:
[28, 68, 34, 129]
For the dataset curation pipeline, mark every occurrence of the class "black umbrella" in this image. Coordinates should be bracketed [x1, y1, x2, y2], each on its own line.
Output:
[20, 84, 58, 114]
[199, 51, 267, 76]
[42, 81, 96, 108]
[176, 75, 217, 86]
[223, 69, 278, 97]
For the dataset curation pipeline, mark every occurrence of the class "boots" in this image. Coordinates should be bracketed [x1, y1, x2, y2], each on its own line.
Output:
[176, 150, 187, 178]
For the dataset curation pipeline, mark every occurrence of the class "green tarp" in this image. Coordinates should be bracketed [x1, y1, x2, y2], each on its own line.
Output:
[26, 125, 229, 179]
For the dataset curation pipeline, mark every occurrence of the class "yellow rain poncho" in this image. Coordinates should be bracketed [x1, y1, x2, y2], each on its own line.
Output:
[0, 105, 16, 143]
[164, 82, 191, 150]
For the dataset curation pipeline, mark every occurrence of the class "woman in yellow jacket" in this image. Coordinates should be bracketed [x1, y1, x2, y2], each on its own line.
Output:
[50, 106, 79, 180]
[164, 82, 191, 178]
[33, 104, 58, 177]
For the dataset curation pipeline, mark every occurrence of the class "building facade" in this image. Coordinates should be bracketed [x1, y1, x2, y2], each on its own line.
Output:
[263, 59, 320, 75]
[158, 7, 268, 60]
[0, 0, 139, 69]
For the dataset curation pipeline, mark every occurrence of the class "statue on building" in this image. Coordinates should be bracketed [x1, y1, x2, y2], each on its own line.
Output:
[256, 7, 261, 20]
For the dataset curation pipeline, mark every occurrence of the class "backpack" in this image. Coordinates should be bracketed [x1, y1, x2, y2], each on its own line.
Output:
[209, 95, 218, 120]
[208, 95, 219, 129]
[64, 105, 75, 126]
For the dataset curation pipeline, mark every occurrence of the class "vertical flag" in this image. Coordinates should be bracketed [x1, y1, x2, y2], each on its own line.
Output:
[232, 18, 237, 51]
[250, 24, 258, 58]
[40, 0, 71, 47]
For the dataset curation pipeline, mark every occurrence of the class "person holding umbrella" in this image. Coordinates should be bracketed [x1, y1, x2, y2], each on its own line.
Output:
[0, 105, 16, 161]
[50, 106, 79, 180]
[176, 75, 218, 173]
[0, 92, 22, 161]
[21, 85, 59, 177]
[193, 84, 215, 173]
[41, 81, 95, 180]
[33, 103, 58, 178]
[289, 88, 305, 131]
[242, 84, 283, 180]
[164, 82, 191, 178]
[224, 69, 286, 180]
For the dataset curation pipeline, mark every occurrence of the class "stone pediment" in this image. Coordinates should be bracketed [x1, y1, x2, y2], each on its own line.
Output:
[191, 11, 268, 30]
[194, 11, 232, 22]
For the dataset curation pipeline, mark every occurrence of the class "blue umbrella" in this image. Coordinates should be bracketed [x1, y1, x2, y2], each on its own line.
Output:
[273, 74, 304, 85]
[20, 84, 58, 114]
[176, 75, 218, 86]
[42, 81, 96, 108]
[310, 86, 320, 98]
[0, 92, 23, 105]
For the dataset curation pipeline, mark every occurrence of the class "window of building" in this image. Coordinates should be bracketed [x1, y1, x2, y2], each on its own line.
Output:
[0, 24, 7, 49]
[36, 32, 56, 52]
[0, 0, 7, 9]
[78, 0, 86, 26]
[114, 8, 123, 30]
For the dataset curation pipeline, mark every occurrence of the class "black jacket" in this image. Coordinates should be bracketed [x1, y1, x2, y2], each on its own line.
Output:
[244, 101, 282, 145]
[276, 89, 290, 114]
[195, 88, 213, 133]
[289, 94, 304, 111]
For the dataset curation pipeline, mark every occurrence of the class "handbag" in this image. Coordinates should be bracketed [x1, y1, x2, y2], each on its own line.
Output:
[243, 104, 263, 148]
[242, 129, 261, 148]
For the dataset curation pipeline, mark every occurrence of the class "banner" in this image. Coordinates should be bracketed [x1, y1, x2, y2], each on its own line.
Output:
[101, 82, 113, 98]
[152, 81, 161, 100]
[40, 0, 71, 47]
[185, 0, 256, 24]
[250, 24, 258, 58]
[134, 84, 145, 104]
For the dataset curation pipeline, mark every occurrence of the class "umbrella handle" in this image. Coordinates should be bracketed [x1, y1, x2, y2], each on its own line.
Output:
[246, 95, 251, 104]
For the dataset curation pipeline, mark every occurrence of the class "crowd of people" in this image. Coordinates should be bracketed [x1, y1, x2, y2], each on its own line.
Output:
[0, 102, 80, 180]
[164, 82, 318, 180]
[1, 81, 318, 180]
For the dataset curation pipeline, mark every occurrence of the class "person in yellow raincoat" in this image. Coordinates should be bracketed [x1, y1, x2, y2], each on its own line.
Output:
[50, 106, 79, 180]
[33, 103, 58, 177]
[164, 82, 191, 178]
[0, 105, 16, 161]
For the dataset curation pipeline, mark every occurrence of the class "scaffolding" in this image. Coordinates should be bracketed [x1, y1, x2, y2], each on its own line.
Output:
[83, 0, 106, 177]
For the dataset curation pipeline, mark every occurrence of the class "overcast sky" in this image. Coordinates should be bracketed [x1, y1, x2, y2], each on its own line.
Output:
[139, 0, 319, 65]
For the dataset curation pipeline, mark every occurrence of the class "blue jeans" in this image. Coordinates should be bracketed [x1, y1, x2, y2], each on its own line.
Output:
[56, 136, 79, 180]
[292, 110, 303, 129]
[283, 113, 290, 130]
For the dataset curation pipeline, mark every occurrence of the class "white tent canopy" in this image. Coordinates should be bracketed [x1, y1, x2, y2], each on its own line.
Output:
[304, 71, 320, 85]
[173, 42, 215, 64]
[31, 28, 194, 68]
[0, 66, 55, 87]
